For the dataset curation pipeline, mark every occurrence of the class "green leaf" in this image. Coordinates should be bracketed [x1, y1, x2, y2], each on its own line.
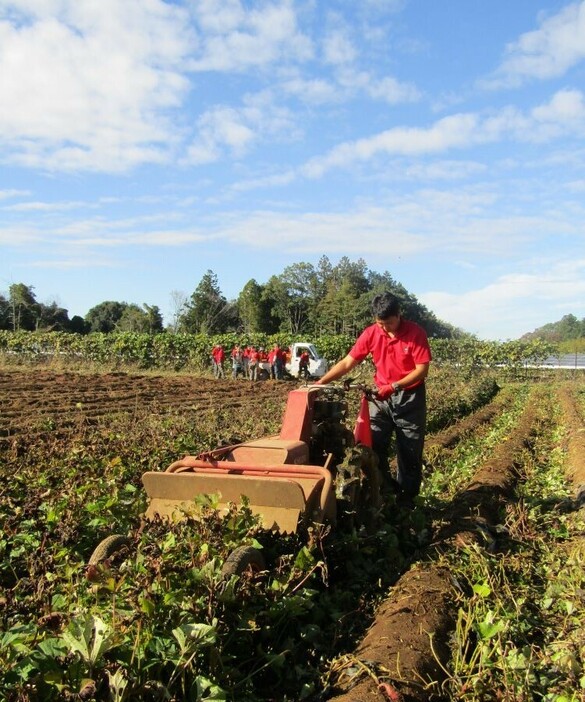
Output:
[139, 596, 155, 616]
[293, 546, 315, 571]
[193, 675, 227, 700]
[60, 614, 115, 666]
[476, 612, 506, 640]
[106, 668, 129, 702]
[38, 637, 68, 659]
[472, 582, 491, 598]
[173, 621, 218, 654]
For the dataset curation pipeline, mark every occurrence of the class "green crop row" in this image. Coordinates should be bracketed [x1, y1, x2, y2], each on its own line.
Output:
[0, 330, 558, 373]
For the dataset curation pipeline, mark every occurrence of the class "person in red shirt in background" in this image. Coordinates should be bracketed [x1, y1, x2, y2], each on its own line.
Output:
[315, 292, 431, 508]
[211, 344, 225, 378]
[248, 346, 260, 381]
[211, 345, 219, 376]
[242, 346, 252, 378]
[268, 344, 283, 379]
[298, 350, 310, 379]
[231, 344, 244, 379]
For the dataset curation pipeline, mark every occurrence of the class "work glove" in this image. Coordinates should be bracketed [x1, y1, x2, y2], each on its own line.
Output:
[377, 383, 400, 400]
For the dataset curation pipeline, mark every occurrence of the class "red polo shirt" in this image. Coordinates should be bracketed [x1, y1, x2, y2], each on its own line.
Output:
[349, 319, 431, 389]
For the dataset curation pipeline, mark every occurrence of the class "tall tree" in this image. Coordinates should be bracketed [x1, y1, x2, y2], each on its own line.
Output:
[116, 304, 164, 333]
[8, 283, 39, 331]
[278, 262, 319, 334]
[180, 270, 232, 334]
[260, 265, 318, 335]
[315, 258, 369, 334]
[261, 275, 289, 332]
[69, 315, 89, 334]
[85, 301, 127, 333]
[237, 279, 274, 333]
[168, 290, 188, 333]
[143, 304, 164, 334]
[557, 314, 582, 340]
[36, 301, 70, 331]
[0, 294, 10, 330]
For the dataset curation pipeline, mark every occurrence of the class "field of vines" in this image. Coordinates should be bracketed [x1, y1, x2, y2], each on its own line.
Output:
[1, 353, 584, 701]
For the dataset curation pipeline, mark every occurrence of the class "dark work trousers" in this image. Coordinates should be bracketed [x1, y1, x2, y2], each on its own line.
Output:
[368, 384, 426, 499]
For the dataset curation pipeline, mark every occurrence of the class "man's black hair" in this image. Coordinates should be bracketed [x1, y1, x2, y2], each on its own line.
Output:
[372, 292, 400, 319]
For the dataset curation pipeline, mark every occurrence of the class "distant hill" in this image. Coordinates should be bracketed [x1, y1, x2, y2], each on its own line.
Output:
[521, 314, 585, 342]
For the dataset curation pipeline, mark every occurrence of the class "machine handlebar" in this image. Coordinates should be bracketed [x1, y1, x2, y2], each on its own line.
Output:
[309, 379, 377, 401]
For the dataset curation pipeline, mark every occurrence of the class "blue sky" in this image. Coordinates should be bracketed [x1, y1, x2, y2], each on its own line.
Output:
[1, 0, 585, 340]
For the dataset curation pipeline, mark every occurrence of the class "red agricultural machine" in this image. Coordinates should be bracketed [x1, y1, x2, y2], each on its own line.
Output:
[89, 385, 383, 575]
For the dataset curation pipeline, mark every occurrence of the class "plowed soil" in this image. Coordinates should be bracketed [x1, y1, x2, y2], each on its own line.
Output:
[0, 368, 291, 445]
[2, 370, 583, 702]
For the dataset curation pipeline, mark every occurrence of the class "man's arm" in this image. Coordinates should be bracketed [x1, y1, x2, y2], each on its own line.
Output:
[376, 362, 430, 398]
[395, 362, 429, 390]
[315, 354, 359, 385]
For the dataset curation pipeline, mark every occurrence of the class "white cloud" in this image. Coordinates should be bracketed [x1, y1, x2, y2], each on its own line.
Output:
[301, 113, 480, 177]
[279, 66, 420, 107]
[4, 200, 88, 212]
[0, 189, 30, 201]
[404, 160, 486, 181]
[188, 0, 313, 72]
[300, 90, 585, 177]
[6, 175, 577, 260]
[280, 75, 339, 104]
[0, 0, 421, 174]
[364, 74, 421, 103]
[0, 0, 192, 171]
[567, 179, 585, 192]
[420, 259, 585, 340]
[185, 91, 297, 164]
[25, 257, 120, 269]
[65, 230, 209, 247]
[195, 107, 256, 157]
[207, 185, 571, 259]
[230, 170, 297, 192]
[323, 28, 357, 65]
[481, 1, 585, 89]
[217, 207, 428, 255]
[336, 67, 421, 104]
[0, 226, 42, 245]
[529, 88, 585, 139]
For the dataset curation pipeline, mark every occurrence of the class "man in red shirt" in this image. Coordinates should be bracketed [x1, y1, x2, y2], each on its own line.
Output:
[299, 350, 310, 379]
[231, 345, 244, 379]
[212, 344, 225, 378]
[316, 292, 431, 507]
[248, 346, 260, 381]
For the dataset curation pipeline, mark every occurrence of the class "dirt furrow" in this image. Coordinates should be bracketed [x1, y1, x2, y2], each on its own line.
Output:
[0, 369, 291, 439]
[557, 383, 585, 499]
[328, 390, 548, 702]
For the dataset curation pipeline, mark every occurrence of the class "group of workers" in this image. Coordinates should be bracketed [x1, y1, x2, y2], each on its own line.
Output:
[211, 343, 300, 380]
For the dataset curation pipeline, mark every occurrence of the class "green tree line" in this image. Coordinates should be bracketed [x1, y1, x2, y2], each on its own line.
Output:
[1, 257, 460, 339]
[522, 313, 585, 347]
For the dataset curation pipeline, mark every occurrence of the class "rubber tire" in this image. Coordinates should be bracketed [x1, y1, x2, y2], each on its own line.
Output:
[221, 546, 266, 578]
[257, 368, 270, 381]
[88, 534, 131, 566]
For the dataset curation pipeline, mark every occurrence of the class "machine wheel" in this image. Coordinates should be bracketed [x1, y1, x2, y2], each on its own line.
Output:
[88, 534, 131, 566]
[257, 368, 270, 381]
[221, 546, 266, 578]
